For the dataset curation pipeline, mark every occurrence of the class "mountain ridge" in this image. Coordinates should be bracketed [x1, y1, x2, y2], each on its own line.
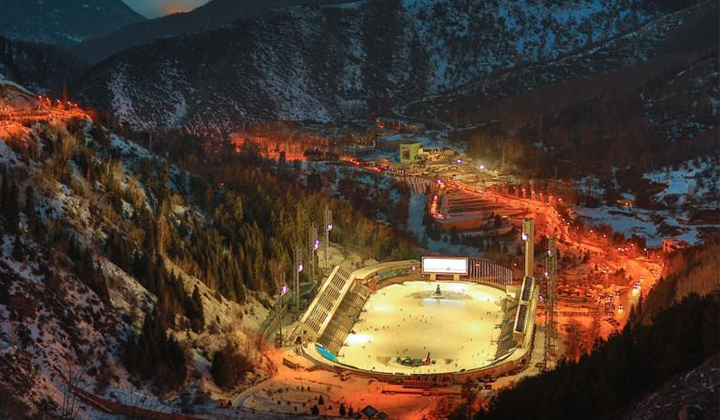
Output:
[74, 0, 655, 136]
[71, 0, 362, 64]
[0, 0, 144, 46]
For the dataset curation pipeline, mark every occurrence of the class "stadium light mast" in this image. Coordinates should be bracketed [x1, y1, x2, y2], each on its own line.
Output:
[309, 222, 319, 287]
[544, 237, 557, 371]
[522, 219, 535, 278]
[275, 284, 288, 348]
[293, 247, 303, 311]
[324, 205, 333, 270]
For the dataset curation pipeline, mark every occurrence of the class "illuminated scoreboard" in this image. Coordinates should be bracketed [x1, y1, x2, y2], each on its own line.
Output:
[421, 256, 469, 275]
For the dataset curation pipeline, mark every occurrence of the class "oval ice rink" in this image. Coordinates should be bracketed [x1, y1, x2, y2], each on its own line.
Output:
[336, 281, 507, 374]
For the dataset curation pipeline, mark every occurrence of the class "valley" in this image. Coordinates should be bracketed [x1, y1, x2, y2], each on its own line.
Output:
[0, 0, 718, 419]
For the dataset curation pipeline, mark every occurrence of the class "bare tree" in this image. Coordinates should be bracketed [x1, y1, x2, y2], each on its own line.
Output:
[121, 387, 162, 420]
[58, 362, 88, 420]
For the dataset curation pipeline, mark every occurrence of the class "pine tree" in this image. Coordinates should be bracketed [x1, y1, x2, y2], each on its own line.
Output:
[12, 235, 23, 261]
[4, 183, 19, 232]
[189, 285, 204, 333]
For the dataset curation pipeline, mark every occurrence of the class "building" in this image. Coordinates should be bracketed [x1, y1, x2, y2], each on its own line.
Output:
[399, 142, 423, 164]
[420, 147, 444, 161]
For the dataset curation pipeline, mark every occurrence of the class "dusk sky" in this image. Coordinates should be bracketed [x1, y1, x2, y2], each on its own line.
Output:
[123, 0, 210, 18]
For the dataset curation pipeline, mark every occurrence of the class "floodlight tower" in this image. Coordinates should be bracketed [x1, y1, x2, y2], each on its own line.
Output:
[275, 284, 288, 348]
[324, 205, 333, 269]
[522, 219, 535, 278]
[544, 237, 558, 370]
[293, 246, 303, 311]
[308, 222, 319, 286]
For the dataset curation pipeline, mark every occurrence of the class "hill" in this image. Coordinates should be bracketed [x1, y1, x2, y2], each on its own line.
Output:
[71, 0, 359, 64]
[0, 81, 416, 418]
[454, 242, 719, 420]
[73, 0, 659, 135]
[0, 0, 144, 46]
[0, 36, 87, 93]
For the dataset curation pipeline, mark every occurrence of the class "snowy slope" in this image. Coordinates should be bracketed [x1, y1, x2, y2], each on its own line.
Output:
[75, 0, 655, 134]
[0, 97, 276, 418]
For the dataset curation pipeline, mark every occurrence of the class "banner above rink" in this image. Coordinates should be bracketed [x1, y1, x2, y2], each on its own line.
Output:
[421, 256, 469, 275]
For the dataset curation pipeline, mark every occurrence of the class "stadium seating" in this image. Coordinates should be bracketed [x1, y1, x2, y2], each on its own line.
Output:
[520, 276, 534, 302]
[514, 304, 529, 334]
[495, 299, 517, 358]
[318, 282, 372, 355]
[301, 263, 353, 335]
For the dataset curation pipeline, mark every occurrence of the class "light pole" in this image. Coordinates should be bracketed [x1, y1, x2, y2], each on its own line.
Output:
[324, 205, 333, 270]
[309, 222, 319, 287]
[276, 284, 288, 348]
[293, 247, 303, 312]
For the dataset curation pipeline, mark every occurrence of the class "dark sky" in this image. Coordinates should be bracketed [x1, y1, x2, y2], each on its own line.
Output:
[123, 0, 210, 18]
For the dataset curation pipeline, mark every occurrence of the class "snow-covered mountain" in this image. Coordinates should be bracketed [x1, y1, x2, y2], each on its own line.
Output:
[0, 0, 144, 46]
[74, 0, 662, 135]
[71, 0, 361, 64]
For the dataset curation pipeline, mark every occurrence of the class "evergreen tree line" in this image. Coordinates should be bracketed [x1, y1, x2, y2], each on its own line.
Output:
[456, 242, 720, 420]
[635, 241, 720, 325]
[122, 309, 187, 392]
[210, 346, 253, 390]
[468, 291, 718, 420]
[126, 133, 420, 306]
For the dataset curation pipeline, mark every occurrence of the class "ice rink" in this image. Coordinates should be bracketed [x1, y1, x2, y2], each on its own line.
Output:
[337, 281, 507, 374]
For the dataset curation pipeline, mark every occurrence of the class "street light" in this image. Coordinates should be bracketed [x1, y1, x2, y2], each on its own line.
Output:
[277, 284, 288, 347]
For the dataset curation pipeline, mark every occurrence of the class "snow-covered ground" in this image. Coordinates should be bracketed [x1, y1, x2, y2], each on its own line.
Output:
[338, 281, 506, 374]
[644, 158, 719, 208]
[575, 158, 719, 247]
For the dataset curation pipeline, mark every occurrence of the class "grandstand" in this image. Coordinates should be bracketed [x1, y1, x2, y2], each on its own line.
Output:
[520, 275, 534, 302]
[317, 281, 372, 355]
[297, 256, 538, 384]
[296, 263, 353, 341]
[293, 219, 541, 385]
[495, 297, 518, 359]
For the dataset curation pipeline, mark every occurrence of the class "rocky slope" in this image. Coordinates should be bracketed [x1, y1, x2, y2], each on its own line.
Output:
[0, 85, 273, 419]
[404, 0, 718, 127]
[0, 0, 144, 46]
[74, 0, 657, 136]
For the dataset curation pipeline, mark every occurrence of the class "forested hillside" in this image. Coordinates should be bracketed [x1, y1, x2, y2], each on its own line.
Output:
[446, 0, 718, 181]
[636, 243, 720, 324]
[0, 100, 416, 416]
[454, 242, 719, 420]
[71, 0, 361, 64]
[0, 0, 144, 46]
[74, 0, 658, 134]
[0, 36, 86, 93]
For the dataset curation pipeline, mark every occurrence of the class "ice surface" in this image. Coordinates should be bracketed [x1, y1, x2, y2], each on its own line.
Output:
[338, 281, 507, 374]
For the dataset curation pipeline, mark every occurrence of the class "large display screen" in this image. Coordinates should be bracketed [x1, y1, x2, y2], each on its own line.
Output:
[422, 256, 468, 275]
